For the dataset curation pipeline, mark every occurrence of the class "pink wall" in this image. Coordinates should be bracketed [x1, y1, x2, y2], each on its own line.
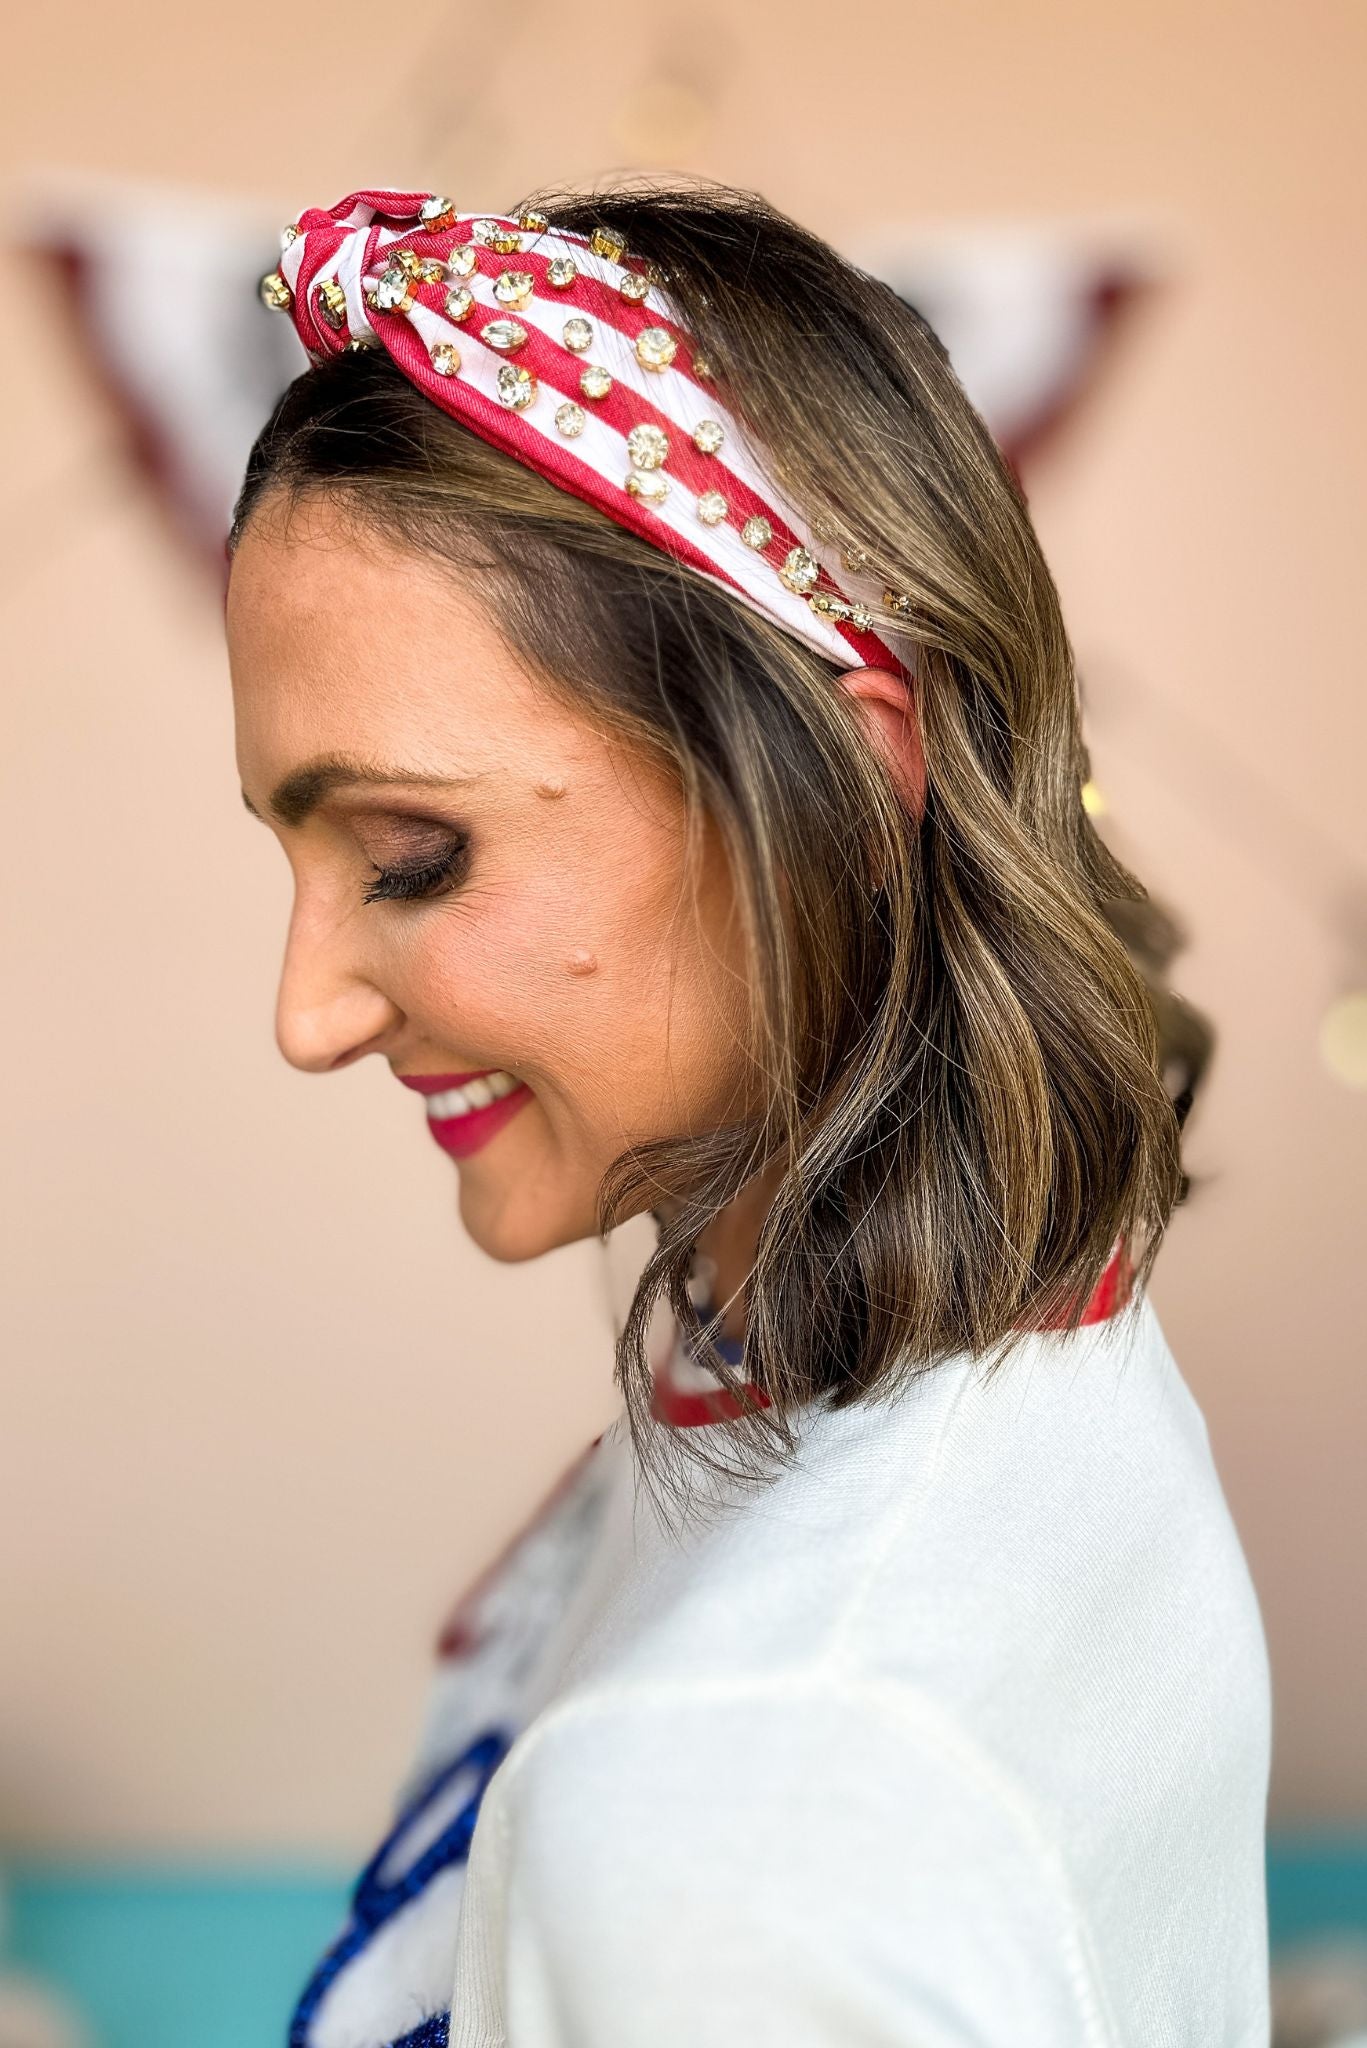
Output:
[3, 0, 1363, 1852]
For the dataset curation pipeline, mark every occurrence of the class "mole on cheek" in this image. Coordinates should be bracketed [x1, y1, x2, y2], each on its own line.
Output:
[535, 777, 568, 799]
[566, 948, 598, 976]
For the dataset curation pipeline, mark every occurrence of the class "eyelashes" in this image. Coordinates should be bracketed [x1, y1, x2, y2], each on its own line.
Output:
[362, 835, 471, 905]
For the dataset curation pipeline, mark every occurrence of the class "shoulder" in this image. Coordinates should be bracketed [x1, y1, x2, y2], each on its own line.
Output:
[479, 1673, 1114, 2046]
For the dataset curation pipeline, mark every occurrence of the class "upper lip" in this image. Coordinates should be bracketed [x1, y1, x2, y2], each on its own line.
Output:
[397, 1071, 499, 1096]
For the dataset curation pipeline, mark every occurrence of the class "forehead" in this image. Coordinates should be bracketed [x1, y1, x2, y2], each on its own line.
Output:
[226, 492, 555, 776]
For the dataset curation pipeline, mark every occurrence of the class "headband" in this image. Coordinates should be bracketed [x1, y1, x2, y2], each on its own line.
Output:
[260, 189, 911, 678]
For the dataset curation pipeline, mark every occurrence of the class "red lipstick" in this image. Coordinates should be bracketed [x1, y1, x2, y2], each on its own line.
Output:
[398, 1069, 532, 1160]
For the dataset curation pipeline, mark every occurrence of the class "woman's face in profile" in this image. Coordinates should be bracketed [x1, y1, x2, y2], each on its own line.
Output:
[227, 491, 754, 1261]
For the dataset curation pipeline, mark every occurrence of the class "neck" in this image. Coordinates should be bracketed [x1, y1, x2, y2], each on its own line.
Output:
[685, 1160, 786, 1345]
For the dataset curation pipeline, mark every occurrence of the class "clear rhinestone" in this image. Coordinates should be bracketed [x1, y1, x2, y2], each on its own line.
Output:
[779, 546, 819, 594]
[373, 267, 412, 311]
[579, 363, 612, 400]
[448, 243, 478, 278]
[591, 226, 626, 262]
[259, 270, 292, 312]
[619, 270, 651, 303]
[740, 516, 773, 551]
[420, 195, 457, 228]
[416, 258, 445, 284]
[517, 209, 550, 234]
[546, 255, 577, 288]
[314, 280, 347, 330]
[849, 604, 875, 631]
[882, 588, 912, 614]
[626, 423, 669, 470]
[842, 544, 871, 571]
[809, 593, 852, 622]
[280, 222, 300, 249]
[693, 353, 714, 380]
[392, 247, 422, 277]
[562, 316, 594, 353]
[555, 401, 586, 438]
[692, 418, 724, 455]
[626, 468, 669, 504]
[483, 319, 528, 353]
[635, 326, 677, 371]
[445, 286, 474, 323]
[696, 490, 729, 527]
[496, 362, 537, 410]
[430, 341, 461, 376]
[494, 269, 535, 309]
[473, 219, 521, 253]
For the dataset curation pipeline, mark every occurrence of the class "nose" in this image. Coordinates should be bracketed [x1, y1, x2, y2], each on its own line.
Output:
[274, 889, 402, 1074]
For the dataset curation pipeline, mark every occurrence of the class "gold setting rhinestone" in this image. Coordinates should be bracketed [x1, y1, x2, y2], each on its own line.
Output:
[626, 423, 669, 470]
[579, 364, 612, 400]
[259, 270, 292, 312]
[445, 286, 474, 323]
[372, 267, 414, 312]
[693, 353, 714, 381]
[883, 588, 912, 614]
[692, 419, 724, 456]
[619, 270, 651, 304]
[779, 546, 820, 595]
[849, 604, 874, 631]
[494, 269, 535, 309]
[555, 401, 586, 438]
[473, 219, 521, 254]
[697, 490, 729, 526]
[842, 544, 871, 571]
[496, 362, 537, 410]
[419, 196, 458, 231]
[591, 226, 626, 262]
[315, 280, 348, 329]
[635, 326, 677, 372]
[546, 255, 577, 288]
[741, 516, 773, 551]
[483, 318, 529, 353]
[562, 316, 594, 353]
[626, 469, 669, 504]
[430, 341, 461, 376]
[517, 209, 550, 234]
[448, 243, 478, 278]
[280, 223, 301, 249]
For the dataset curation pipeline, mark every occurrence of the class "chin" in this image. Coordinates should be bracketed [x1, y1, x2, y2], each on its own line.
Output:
[456, 1179, 598, 1264]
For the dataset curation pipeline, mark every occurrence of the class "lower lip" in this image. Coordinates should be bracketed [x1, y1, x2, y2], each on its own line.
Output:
[424, 1084, 533, 1160]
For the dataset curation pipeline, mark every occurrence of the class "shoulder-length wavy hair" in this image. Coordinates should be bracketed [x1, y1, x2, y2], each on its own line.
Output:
[232, 181, 1196, 1501]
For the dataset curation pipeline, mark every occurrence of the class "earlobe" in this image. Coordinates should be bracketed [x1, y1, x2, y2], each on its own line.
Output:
[839, 668, 926, 819]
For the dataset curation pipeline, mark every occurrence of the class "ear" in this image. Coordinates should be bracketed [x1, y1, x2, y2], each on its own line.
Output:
[839, 668, 926, 820]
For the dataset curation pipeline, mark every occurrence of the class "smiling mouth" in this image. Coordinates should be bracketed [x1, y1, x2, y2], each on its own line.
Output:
[422, 1070, 522, 1119]
[401, 1068, 533, 1161]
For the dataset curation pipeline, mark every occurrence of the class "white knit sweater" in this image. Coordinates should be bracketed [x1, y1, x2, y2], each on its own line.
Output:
[443, 1289, 1271, 2047]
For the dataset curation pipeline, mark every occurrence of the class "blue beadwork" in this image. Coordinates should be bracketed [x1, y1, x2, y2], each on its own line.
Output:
[288, 1729, 509, 2047]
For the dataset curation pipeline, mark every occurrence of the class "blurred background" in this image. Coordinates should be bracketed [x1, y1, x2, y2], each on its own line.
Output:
[3, 1, 1365, 2043]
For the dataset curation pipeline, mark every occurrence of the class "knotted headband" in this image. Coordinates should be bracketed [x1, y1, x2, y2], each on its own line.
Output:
[260, 189, 912, 679]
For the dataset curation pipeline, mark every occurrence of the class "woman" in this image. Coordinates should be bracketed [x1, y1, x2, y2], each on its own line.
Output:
[232, 183, 1271, 2047]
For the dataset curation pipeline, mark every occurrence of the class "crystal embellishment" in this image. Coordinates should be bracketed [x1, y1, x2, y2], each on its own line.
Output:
[635, 326, 677, 371]
[494, 269, 535, 309]
[741, 516, 773, 550]
[555, 401, 586, 438]
[546, 255, 577, 288]
[373, 267, 413, 312]
[448, 243, 478, 278]
[692, 419, 724, 455]
[259, 271, 292, 311]
[619, 270, 650, 303]
[445, 286, 474, 323]
[562, 316, 593, 353]
[579, 364, 612, 400]
[517, 209, 550, 234]
[626, 423, 669, 470]
[483, 319, 529, 353]
[779, 546, 819, 594]
[314, 280, 348, 330]
[430, 342, 461, 375]
[473, 219, 521, 253]
[696, 491, 728, 526]
[591, 226, 626, 262]
[496, 363, 537, 410]
[420, 196, 457, 230]
[626, 469, 669, 504]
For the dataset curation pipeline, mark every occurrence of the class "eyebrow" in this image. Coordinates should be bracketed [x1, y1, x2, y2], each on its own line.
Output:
[241, 755, 485, 829]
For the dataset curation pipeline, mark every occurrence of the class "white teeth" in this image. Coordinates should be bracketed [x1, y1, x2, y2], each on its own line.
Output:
[426, 1070, 519, 1120]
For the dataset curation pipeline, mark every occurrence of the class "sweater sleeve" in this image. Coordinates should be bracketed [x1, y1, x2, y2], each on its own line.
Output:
[466, 1677, 1114, 2048]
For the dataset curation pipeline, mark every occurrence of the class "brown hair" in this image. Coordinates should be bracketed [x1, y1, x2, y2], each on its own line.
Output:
[232, 181, 1195, 1502]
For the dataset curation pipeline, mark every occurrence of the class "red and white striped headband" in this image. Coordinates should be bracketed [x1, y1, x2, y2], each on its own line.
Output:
[260, 189, 910, 678]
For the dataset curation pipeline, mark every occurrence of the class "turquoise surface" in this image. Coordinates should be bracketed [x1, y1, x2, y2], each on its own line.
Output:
[4, 1840, 1366, 2048]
